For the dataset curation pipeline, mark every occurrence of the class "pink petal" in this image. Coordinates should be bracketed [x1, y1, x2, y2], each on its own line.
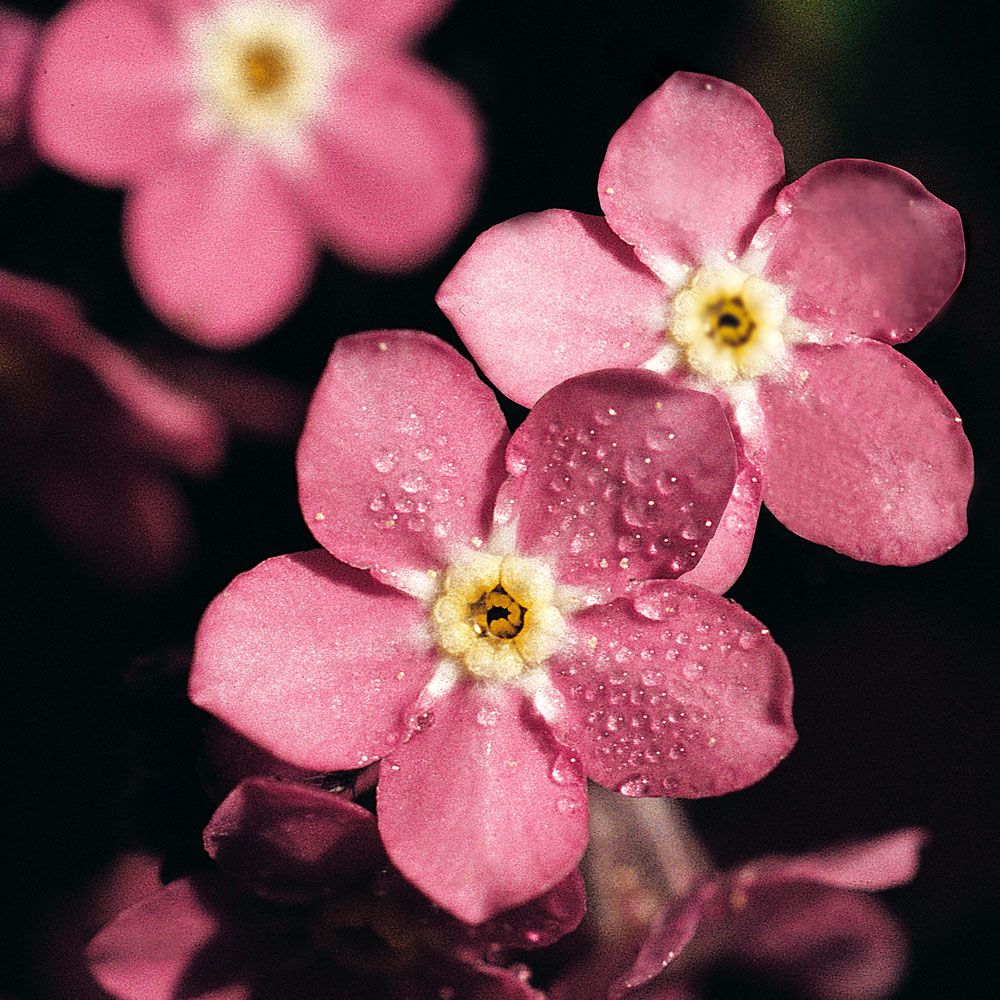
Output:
[550, 582, 795, 797]
[377, 684, 589, 924]
[296, 56, 481, 271]
[759, 342, 973, 564]
[679, 437, 763, 595]
[31, 0, 187, 186]
[298, 330, 508, 585]
[321, 0, 451, 47]
[598, 72, 784, 275]
[124, 151, 316, 347]
[437, 210, 668, 407]
[204, 777, 384, 903]
[752, 828, 927, 892]
[730, 883, 908, 1000]
[759, 159, 965, 344]
[506, 370, 736, 598]
[190, 550, 438, 771]
[0, 8, 39, 185]
[87, 874, 263, 1000]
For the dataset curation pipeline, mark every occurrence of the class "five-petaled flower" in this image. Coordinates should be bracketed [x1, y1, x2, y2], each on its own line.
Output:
[89, 777, 583, 1000]
[552, 828, 925, 1000]
[31, 0, 483, 347]
[189, 330, 796, 923]
[438, 71, 973, 589]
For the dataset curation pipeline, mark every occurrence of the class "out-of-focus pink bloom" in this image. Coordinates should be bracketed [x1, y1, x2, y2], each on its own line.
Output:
[189, 329, 796, 922]
[438, 72, 972, 585]
[0, 6, 38, 185]
[89, 777, 582, 999]
[31, 0, 483, 348]
[552, 829, 926, 1000]
[0, 271, 305, 586]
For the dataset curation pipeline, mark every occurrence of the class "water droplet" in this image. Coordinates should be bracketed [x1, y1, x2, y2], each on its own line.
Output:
[556, 796, 581, 814]
[476, 705, 500, 727]
[682, 661, 705, 680]
[619, 777, 649, 797]
[373, 452, 396, 473]
[551, 752, 583, 785]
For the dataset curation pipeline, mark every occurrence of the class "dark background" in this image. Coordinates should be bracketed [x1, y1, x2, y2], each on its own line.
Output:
[1, 0, 996, 996]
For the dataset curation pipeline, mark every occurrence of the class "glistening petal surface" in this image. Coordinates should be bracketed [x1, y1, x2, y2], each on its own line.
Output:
[190, 551, 437, 771]
[296, 57, 482, 272]
[124, 151, 316, 347]
[760, 342, 973, 564]
[599, 72, 784, 276]
[506, 370, 736, 597]
[377, 684, 589, 923]
[31, 0, 186, 185]
[759, 159, 965, 344]
[437, 210, 667, 406]
[298, 331, 508, 586]
[549, 581, 795, 796]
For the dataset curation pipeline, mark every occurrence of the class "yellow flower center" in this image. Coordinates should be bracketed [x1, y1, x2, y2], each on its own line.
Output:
[240, 41, 291, 97]
[433, 551, 565, 682]
[670, 263, 788, 385]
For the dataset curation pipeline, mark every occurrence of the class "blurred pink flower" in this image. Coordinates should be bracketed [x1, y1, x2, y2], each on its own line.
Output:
[31, 0, 483, 347]
[553, 829, 926, 1000]
[189, 329, 795, 922]
[438, 72, 972, 584]
[0, 5, 39, 185]
[1, 271, 305, 585]
[89, 777, 581, 999]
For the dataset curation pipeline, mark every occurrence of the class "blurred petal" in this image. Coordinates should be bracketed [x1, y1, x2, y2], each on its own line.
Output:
[377, 685, 589, 923]
[205, 778, 384, 903]
[550, 583, 795, 796]
[506, 370, 736, 599]
[0, 8, 39, 186]
[190, 551, 437, 770]
[31, 0, 186, 185]
[321, 0, 452, 47]
[599, 72, 784, 277]
[124, 150, 316, 347]
[297, 56, 481, 271]
[298, 331, 508, 586]
[760, 342, 973, 564]
[437, 210, 667, 406]
[759, 159, 965, 344]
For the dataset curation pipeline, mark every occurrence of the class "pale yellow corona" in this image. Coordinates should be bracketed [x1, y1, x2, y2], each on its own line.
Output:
[670, 263, 788, 385]
[433, 550, 565, 682]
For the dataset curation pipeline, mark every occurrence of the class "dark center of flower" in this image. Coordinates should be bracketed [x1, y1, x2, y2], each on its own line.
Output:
[706, 295, 756, 348]
[241, 41, 291, 97]
[310, 896, 421, 977]
[471, 586, 526, 640]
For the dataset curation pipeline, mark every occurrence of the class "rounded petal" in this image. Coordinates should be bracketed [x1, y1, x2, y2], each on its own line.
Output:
[377, 684, 589, 924]
[437, 210, 668, 406]
[321, 0, 451, 47]
[550, 582, 795, 797]
[298, 331, 509, 585]
[599, 72, 784, 276]
[87, 873, 269, 1000]
[759, 159, 965, 344]
[124, 151, 316, 347]
[296, 56, 481, 271]
[31, 0, 187, 185]
[190, 551, 438, 771]
[759, 342, 973, 564]
[205, 777, 385, 903]
[679, 441, 763, 595]
[506, 370, 736, 599]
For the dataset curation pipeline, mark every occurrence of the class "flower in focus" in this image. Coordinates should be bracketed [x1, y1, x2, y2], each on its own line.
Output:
[438, 72, 973, 584]
[31, 0, 483, 347]
[0, 271, 304, 585]
[552, 828, 926, 1000]
[0, 5, 39, 186]
[89, 777, 583, 999]
[190, 329, 795, 922]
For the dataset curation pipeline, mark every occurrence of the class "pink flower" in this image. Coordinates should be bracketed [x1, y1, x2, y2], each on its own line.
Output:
[0, 6, 39, 186]
[189, 329, 796, 922]
[552, 829, 926, 1000]
[89, 777, 582, 999]
[438, 72, 973, 587]
[0, 271, 304, 585]
[31, 0, 483, 348]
